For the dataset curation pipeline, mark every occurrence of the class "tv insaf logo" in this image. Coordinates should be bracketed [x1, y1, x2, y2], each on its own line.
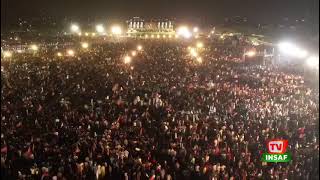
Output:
[268, 140, 288, 154]
[262, 139, 291, 163]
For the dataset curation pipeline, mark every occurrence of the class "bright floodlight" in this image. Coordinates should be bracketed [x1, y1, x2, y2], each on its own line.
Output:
[3, 51, 12, 58]
[81, 42, 89, 49]
[96, 24, 105, 33]
[92, 33, 96, 37]
[177, 26, 192, 39]
[111, 25, 122, 35]
[278, 42, 308, 58]
[157, 34, 160, 39]
[306, 56, 319, 68]
[57, 52, 63, 57]
[67, 49, 75, 56]
[245, 51, 256, 57]
[169, 35, 172, 38]
[196, 42, 204, 48]
[30, 44, 39, 51]
[85, 32, 89, 36]
[145, 35, 149, 38]
[70, 24, 80, 33]
[131, 51, 137, 56]
[137, 45, 143, 51]
[124, 56, 132, 64]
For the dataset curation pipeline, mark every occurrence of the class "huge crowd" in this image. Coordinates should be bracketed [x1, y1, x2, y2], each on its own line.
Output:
[1, 39, 319, 180]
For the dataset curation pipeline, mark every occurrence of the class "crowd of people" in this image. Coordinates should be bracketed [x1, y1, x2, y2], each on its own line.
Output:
[1, 39, 319, 180]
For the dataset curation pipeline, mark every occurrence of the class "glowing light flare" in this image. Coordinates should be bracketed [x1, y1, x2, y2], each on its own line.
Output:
[131, 50, 137, 56]
[190, 48, 198, 57]
[96, 24, 105, 33]
[81, 42, 89, 49]
[30, 44, 39, 51]
[67, 49, 75, 56]
[145, 35, 149, 38]
[70, 24, 80, 32]
[92, 33, 96, 37]
[137, 45, 143, 51]
[306, 56, 319, 68]
[278, 42, 308, 58]
[193, 27, 199, 33]
[124, 56, 132, 64]
[177, 26, 192, 39]
[57, 52, 63, 57]
[3, 51, 12, 58]
[245, 51, 256, 57]
[157, 34, 160, 39]
[196, 42, 204, 48]
[111, 25, 122, 35]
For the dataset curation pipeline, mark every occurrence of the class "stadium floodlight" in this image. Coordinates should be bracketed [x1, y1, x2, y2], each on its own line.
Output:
[177, 26, 192, 39]
[96, 24, 105, 33]
[3, 51, 12, 58]
[278, 42, 308, 58]
[70, 24, 80, 33]
[111, 25, 122, 35]
[306, 56, 319, 68]
[124, 55, 132, 64]
[196, 42, 204, 48]
[30, 44, 39, 51]
[193, 27, 199, 33]
[137, 45, 143, 51]
[131, 50, 137, 56]
[67, 49, 75, 56]
[245, 51, 256, 57]
[81, 42, 89, 49]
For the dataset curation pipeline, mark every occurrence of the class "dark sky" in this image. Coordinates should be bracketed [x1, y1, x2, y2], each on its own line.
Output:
[1, 0, 318, 24]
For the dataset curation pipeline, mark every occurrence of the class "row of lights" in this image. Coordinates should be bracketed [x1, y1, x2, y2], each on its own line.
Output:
[130, 34, 178, 39]
[71, 24, 123, 35]
[2, 44, 40, 59]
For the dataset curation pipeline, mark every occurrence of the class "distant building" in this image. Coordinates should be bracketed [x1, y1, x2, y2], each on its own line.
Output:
[126, 17, 175, 37]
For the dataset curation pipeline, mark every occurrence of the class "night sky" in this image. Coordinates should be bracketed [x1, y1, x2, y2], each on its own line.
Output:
[1, 0, 318, 24]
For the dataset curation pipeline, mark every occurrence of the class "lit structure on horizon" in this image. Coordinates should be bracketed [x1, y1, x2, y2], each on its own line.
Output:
[126, 17, 175, 38]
